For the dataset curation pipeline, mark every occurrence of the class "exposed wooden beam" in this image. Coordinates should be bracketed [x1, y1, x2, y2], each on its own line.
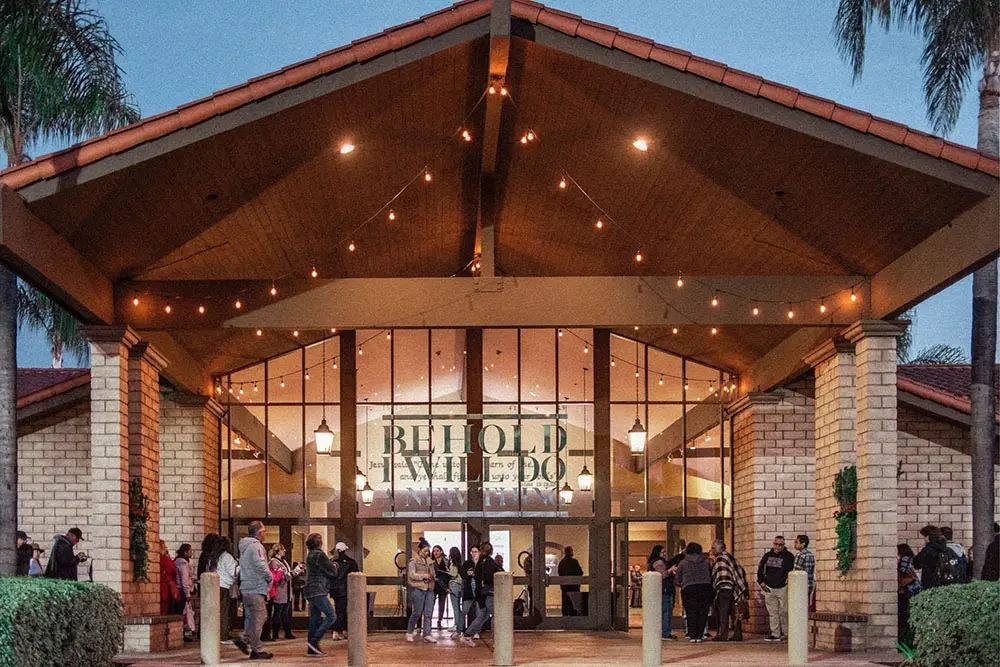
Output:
[738, 326, 839, 393]
[136, 330, 213, 396]
[212, 275, 864, 329]
[229, 403, 294, 474]
[871, 192, 999, 318]
[0, 185, 114, 324]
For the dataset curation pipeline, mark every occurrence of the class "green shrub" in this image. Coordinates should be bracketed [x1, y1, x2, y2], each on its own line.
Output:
[0, 578, 123, 667]
[909, 580, 1000, 667]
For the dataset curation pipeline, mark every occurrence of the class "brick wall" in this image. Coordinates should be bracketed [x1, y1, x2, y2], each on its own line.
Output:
[732, 389, 816, 634]
[898, 403, 1000, 545]
[17, 404, 91, 559]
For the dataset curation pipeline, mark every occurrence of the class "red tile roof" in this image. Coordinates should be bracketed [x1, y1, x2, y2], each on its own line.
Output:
[898, 364, 1000, 418]
[17, 368, 90, 409]
[1, 0, 996, 191]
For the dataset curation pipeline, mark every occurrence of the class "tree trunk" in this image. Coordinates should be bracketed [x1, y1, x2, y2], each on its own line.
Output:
[52, 333, 63, 369]
[971, 42, 999, 579]
[0, 265, 18, 576]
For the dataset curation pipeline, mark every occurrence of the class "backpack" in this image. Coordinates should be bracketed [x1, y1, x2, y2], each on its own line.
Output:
[934, 549, 961, 586]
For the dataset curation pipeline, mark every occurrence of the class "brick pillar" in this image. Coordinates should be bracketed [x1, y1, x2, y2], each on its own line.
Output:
[729, 390, 816, 635]
[805, 337, 862, 650]
[159, 394, 223, 551]
[128, 342, 168, 616]
[844, 320, 903, 652]
[81, 326, 139, 598]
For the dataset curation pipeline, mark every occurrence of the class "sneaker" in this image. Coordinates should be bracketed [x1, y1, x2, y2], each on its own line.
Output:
[306, 643, 326, 658]
[460, 635, 476, 647]
[233, 638, 250, 655]
[423, 635, 438, 643]
[473, 633, 480, 639]
[330, 631, 344, 641]
[406, 632, 416, 643]
[765, 634, 781, 642]
[249, 651, 274, 661]
[450, 632, 462, 641]
[688, 638, 697, 643]
[695, 639, 703, 644]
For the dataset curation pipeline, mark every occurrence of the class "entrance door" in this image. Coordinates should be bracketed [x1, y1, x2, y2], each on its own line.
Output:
[483, 522, 538, 628]
[541, 523, 591, 628]
[612, 521, 630, 631]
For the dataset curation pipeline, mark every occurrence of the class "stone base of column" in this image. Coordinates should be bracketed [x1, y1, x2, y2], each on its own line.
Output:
[122, 615, 185, 653]
[810, 613, 870, 652]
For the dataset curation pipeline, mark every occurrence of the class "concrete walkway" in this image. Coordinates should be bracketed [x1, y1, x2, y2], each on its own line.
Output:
[116, 631, 901, 666]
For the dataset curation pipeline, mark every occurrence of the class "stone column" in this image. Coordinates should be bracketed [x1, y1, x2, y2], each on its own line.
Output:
[728, 390, 816, 635]
[128, 342, 168, 616]
[805, 336, 859, 648]
[81, 326, 139, 599]
[160, 394, 223, 550]
[843, 321, 902, 652]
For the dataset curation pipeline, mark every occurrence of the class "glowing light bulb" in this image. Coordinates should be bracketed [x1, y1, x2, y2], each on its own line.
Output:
[711, 327, 718, 335]
[292, 330, 299, 337]
[520, 135, 528, 144]
[358, 347, 363, 356]
[388, 209, 396, 221]
[850, 288, 858, 303]
[634, 325, 639, 331]
[558, 329, 563, 337]
[332, 361, 337, 369]
[819, 301, 827, 314]
[270, 284, 277, 297]
[559, 177, 567, 189]
[331, 328, 337, 333]
[164, 304, 172, 314]
[676, 277, 684, 288]
[752, 305, 760, 316]
[500, 86, 508, 96]
[280, 379, 285, 388]
[234, 299, 242, 310]
[672, 327, 679, 335]
[634, 251, 643, 263]
[658, 376, 664, 385]
[339, 143, 355, 154]
[527, 131, 535, 141]
[256, 329, 262, 337]
[488, 85, 496, 95]
[198, 305, 205, 315]
[239, 387, 244, 395]
[386, 332, 392, 340]
[787, 307, 795, 319]
[311, 267, 318, 278]
[132, 297, 140, 307]
[584, 345, 589, 354]
[424, 171, 432, 182]
[684, 383, 689, 391]
[305, 372, 310, 380]
[253, 383, 258, 392]
[474, 261, 481, 270]
[216, 385, 222, 394]
[632, 138, 649, 151]
[711, 294, 719, 307]
[461, 129, 472, 142]
[348, 241, 356, 252]
[596, 218, 604, 229]
[611, 360, 616, 367]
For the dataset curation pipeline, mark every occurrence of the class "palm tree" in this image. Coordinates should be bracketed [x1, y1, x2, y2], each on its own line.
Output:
[0, 0, 138, 576]
[834, 0, 998, 579]
[16, 284, 89, 367]
[896, 310, 969, 364]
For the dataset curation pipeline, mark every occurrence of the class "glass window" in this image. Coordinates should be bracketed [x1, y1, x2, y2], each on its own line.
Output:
[520, 329, 555, 402]
[221, 421, 231, 519]
[431, 404, 468, 512]
[393, 329, 429, 403]
[391, 404, 431, 513]
[357, 330, 390, 402]
[686, 422, 723, 516]
[482, 404, 519, 511]
[268, 349, 303, 404]
[488, 524, 533, 577]
[230, 404, 265, 518]
[432, 329, 466, 402]
[557, 329, 592, 402]
[685, 360, 720, 404]
[611, 335, 645, 402]
[483, 329, 517, 403]
[267, 405, 303, 517]
[304, 339, 339, 403]
[612, 404, 645, 517]
[648, 347, 683, 402]
[545, 524, 590, 617]
[519, 404, 559, 513]
[359, 402, 392, 518]
[560, 402, 593, 516]
[305, 405, 340, 518]
[647, 404, 684, 516]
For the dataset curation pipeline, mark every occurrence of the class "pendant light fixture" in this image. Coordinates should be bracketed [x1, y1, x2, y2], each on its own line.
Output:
[577, 367, 593, 492]
[314, 340, 334, 454]
[355, 404, 369, 489]
[628, 341, 646, 456]
[559, 480, 574, 505]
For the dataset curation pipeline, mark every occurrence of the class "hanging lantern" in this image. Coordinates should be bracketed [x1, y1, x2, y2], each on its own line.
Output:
[628, 416, 647, 455]
[559, 481, 574, 505]
[314, 418, 334, 454]
[361, 480, 375, 506]
[577, 464, 593, 492]
[355, 467, 367, 489]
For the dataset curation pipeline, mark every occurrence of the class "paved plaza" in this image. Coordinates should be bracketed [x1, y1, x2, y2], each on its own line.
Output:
[116, 631, 901, 666]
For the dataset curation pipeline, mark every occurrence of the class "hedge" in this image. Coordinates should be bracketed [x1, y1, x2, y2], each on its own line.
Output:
[909, 580, 1000, 667]
[0, 578, 123, 667]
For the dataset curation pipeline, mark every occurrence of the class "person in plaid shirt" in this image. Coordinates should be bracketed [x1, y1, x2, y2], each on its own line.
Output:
[793, 535, 816, 612]
[710, 539, 748, 641]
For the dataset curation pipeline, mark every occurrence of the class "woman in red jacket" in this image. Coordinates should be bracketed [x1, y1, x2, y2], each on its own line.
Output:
[159, 540, 180, 615]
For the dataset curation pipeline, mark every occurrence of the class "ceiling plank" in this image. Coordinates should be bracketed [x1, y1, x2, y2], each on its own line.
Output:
[0, 185, 113, 324]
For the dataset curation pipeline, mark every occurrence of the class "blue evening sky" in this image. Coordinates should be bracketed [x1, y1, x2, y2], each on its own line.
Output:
[16, 0, 997, 367]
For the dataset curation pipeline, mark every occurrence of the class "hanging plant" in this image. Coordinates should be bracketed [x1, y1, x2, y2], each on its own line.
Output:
[129, 477, 151, 582]
[833, 465, 857, 575]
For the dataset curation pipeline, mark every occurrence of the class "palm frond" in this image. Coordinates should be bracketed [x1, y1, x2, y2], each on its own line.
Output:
[15, 281, 88, 366]
[908, 343, 968, 364]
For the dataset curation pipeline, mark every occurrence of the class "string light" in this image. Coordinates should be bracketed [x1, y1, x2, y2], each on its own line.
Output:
[584, 344, 589, 354]
[559, 176, 567, 189]
[292, 330, 299, 337]
[424, 171, 432, 182]
[558, 329, 563, 337]
[256, 329, 263, 337]
[234, 299, 242, 310]
[850, 288, 858, 303]
[388, 209, 396, 221]
[461, 129, 472, 142]
[132, 297, 140, 307]
[711, 294, 719, 307]
[676, 277, 684, 288]
[500, 86, 508, 96]
[527, 130, 535, 141]
[752, 305, 760, 316]
[280, 379, 285, 388]
[787, 305, 795, 319]
[596, 218, 604, 229]
[658, 375, 664, 385]
[386, 332, 392, 341]
[311, 267, 318, 278]
[711, 327, 718, 335]
[269, 284, 277, 297]
[253, 383, 258, 393]
[358, 346, 364, 356]
[634, 251, 643, 263]
[331, 328, 337, 333]
[672, 327, 679, 335]
[632, 138, 649, 151]
[348, 241, 356, 252]
[819, 300, 827, 314]
[488, 85, 496, 94]
[339, 143, 355, 154]
[305, 371, 310, 380]
[164, 304, 172, 314]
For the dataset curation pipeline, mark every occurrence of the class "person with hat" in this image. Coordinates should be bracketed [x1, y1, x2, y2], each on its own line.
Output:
[406, 537, 438, 643]
[329, 541, 358, 641]
[15, 531, 33, 576]
[45, 527, 87, 580]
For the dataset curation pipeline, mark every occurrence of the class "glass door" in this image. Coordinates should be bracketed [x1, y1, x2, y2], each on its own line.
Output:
[541, 523, 591, 628]
[484, 522, 539, 628]
[359, 521, 409, 630]
[612, 521, 630, 631]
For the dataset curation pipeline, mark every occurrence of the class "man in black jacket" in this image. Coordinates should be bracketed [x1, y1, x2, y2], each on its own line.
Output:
[756, 535, 795, 642]
[44, 528, 86, 580]
[557, 546, 584, 616]
[913, 525, 955, 589]
[460, 542, 500, 648]
[982, 522, 999, 581]
[329, 542, 359, 640]
[304, 534, 340, 658]
[15, 531, 33, 576]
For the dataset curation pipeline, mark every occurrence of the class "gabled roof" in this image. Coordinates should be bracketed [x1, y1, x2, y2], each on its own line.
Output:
[16, 368, 89, 409]
[1, 0, 996, 191]
[897, 364, 1000, 418]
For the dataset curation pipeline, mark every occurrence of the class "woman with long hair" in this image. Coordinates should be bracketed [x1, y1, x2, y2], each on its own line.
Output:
[174, 544, 196, 640]
[265, 543, 294, 641]
[208, 536, 237, 641]
[431, 545, 451, 629]
[447, 546, 463, 634]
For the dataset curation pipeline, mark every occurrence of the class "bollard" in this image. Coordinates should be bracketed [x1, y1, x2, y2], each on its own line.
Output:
[787, 571, 808, 665]
[641, 571, 663, 667]
[348, 572, 368, 667]
[493, 571, 514, 666]
[199, 572, 220, 666]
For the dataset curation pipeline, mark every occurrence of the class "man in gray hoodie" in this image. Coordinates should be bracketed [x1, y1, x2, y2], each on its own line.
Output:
[235, 521, 273, 660]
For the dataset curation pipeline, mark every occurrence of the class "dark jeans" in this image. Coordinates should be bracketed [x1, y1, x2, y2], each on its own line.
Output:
[682, 584, 713, 640]
[268, 601, 292, 639]
[332, 594, 348, 632]
[307, 595, 337, 650]
[661, 587, 675, 638]
[714, 587, 733, 639]
[436, 591, 448, 625]
[220, 588, 231, 640]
